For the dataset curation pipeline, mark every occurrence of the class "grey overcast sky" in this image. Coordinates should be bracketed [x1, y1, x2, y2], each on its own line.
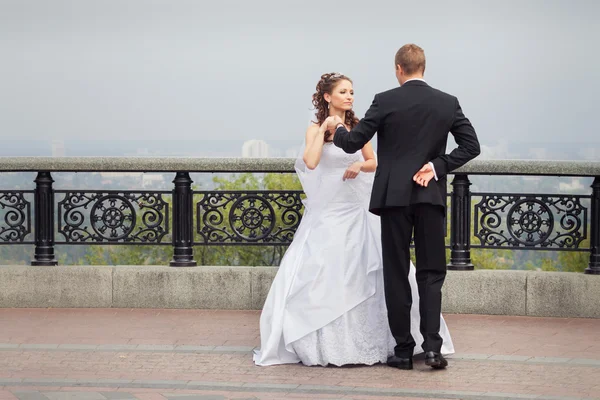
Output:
[1, 0, 598, 156]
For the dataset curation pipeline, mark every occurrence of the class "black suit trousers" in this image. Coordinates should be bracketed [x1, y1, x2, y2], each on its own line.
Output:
[379, 203, 447, 357]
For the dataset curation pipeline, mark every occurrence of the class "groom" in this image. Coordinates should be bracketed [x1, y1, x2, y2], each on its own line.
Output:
[329, 44, 480, 370]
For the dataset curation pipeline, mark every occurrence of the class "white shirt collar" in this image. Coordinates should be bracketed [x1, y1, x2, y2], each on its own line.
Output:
[403, 78, 426, 85]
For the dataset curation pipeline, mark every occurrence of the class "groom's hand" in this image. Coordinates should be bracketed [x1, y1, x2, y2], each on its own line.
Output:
[324, 116, 343, 141]
[413, 163, 435, 187]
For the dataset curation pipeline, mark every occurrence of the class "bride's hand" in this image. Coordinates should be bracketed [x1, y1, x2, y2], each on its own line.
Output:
[319, 118, 331, 134]
[320, 117, 334, 140]
[343, 162, 362, 181]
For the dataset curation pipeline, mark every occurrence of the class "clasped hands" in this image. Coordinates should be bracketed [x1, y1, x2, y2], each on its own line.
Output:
[319, 115, 344, 139]
[413, 163, 435, 187]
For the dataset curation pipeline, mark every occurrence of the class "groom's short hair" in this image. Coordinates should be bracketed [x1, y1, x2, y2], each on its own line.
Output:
[395, 44, 426, 75]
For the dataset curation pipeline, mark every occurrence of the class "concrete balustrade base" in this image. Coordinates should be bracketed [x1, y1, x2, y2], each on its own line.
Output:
[1, 265, 599, 318]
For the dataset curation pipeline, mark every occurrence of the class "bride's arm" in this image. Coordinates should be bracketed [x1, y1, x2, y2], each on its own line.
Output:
[342, 141, 377, 181]
[303, 123, 327, 170]
[359, 142, 377, 172]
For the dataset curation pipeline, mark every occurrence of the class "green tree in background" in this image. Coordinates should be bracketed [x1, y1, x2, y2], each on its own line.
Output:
[557, 239, 589, 272]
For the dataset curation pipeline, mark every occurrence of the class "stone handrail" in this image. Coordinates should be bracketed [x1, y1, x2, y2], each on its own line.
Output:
[0, 157, 599, 176]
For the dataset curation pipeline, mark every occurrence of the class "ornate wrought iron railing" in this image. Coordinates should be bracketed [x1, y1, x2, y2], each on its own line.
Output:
[0, 157, 599, 274]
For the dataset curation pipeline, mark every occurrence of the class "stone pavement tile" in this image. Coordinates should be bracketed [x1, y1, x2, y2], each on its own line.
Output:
[23, 339, 126, 347]
[2, 389, 57, 394]
[18, 345, 59, 350]
[49, 391, 118, 395]
[129, 382, 184, 390]
[173, 346, 216, 352]
[93, 394, 136, 400]
[127, 341, 180, 347]
[129, 394, 168, 400]
[528, 356, 573, 363]
[449, 353, 490, 360]
[56, 345, 99, 351]
[212, 347, 254, 353]
[0, 391, 19, 400]
[134, 345, 177, 352]
[488, 355, 532, 361]
[0, 381, 24, 386]
[226, 397, 260, 400]
[164, 395, 231, 400]
[43, 392, 107, 400]
[22, 382, 80, 387]
[165, 396, 228, 400]
[9, 392, 49, 400]
[479, 393, 538, 399]
[114, 391, 160, 395]
[346, 397, 444, 400]
[95, 346, 138, 352]
[185, 384, 244, 389]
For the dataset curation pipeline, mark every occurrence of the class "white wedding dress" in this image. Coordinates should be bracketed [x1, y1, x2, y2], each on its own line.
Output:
[253, 143, 454, 367]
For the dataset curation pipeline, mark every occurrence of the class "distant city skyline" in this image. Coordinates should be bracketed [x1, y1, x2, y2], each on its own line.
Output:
[242, 139, 270, 158]
[1, 137, 599, 163]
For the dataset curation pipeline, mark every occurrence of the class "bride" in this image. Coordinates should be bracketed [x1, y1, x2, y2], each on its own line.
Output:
[253, 72, 454, 368]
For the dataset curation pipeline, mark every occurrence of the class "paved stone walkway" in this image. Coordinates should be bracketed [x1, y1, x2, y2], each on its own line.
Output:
[0, 309, 599, 399]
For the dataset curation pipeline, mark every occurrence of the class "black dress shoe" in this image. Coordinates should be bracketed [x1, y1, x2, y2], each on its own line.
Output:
[424, 351, 448, 369]
[387, 355, 413, 370]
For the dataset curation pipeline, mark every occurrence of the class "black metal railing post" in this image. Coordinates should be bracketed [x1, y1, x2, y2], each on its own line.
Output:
[448, 174, 474, 270]
[31, 171, 57, 266]
[170, 172, 197, 267]
[585, 177, 600, 275]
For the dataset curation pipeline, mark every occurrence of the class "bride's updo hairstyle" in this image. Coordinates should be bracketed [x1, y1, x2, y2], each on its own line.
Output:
[311, 72, 359, 141]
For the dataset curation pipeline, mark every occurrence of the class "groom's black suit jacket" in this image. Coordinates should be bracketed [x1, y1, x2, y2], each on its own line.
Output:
[333, 80, 481, 215]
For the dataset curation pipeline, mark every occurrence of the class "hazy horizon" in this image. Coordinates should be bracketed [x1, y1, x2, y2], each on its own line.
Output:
[1, 0, 599, 159]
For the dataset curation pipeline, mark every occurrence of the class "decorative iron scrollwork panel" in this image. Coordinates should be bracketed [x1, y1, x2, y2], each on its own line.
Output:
[57, 191, 170, 243]
[0, 191, 32, 243]
[195, 191, 304, 245]
[474, 194, 589, 249]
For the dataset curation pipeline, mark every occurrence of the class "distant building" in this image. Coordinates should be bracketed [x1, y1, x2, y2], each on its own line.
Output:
[51, 140, 65, 157]
[242, 140, 269, 158]
[559, 178, 585, 193]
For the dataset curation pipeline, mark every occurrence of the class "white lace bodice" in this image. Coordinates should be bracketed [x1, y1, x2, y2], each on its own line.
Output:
[318, 143, 362, 172]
